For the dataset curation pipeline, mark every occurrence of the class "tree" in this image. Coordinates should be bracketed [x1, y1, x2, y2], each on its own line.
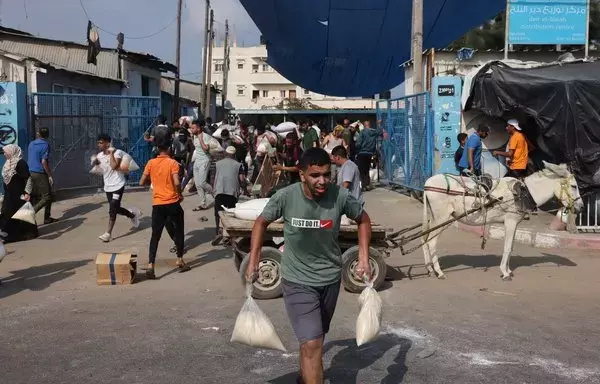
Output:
[448, 1, 600, 50]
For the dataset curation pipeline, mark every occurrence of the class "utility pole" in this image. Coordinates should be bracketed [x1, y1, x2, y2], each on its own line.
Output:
[222, 19, 230, 108]
[411, 0, 423, 94]
[204, 9, 214, 119]
[173, 0, 183, 121]
[201, 0, 210, 116]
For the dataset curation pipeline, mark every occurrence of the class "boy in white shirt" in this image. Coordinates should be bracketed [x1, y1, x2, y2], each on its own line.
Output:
[92, 134, 142, 242]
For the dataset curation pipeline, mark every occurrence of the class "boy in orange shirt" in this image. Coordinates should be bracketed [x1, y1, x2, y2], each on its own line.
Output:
[493, 119, 529, 179]
[139, 135, 191, 279]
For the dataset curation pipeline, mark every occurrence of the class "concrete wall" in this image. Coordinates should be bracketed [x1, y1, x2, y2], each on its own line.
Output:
[211, 43, 376, 110]
[121, 60, 161, 97]
[36, 68, 121, 94]
[404, 50, 583, 95]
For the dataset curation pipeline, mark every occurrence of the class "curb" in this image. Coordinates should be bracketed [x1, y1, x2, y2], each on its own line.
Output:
[454, 222, 600, 251]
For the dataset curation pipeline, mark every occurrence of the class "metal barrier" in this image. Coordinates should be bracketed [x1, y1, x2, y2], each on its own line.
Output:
[576, 191, 600, 233]
[31, 93, 160, 190]
[376, 93, 433, 191]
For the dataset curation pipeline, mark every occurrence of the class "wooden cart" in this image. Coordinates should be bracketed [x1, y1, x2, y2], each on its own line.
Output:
[219, 212, 390, 300]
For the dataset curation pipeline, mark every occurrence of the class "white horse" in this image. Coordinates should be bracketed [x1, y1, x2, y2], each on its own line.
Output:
[421, 161, 583, 280]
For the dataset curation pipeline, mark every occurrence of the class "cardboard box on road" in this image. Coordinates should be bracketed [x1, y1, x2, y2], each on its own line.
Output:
[96, 253, 137, 285]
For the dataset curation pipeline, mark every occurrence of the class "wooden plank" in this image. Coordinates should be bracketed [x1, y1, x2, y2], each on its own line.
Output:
[220, 213, 387, 241]
[252, 155, 280, 197]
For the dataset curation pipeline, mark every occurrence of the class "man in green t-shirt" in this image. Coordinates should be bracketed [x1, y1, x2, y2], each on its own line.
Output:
[246, 148, 372, 384]
[300, 120, 320, 150]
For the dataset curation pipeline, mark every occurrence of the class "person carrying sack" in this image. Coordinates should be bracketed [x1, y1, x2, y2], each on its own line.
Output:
[245, 148, 373, 384]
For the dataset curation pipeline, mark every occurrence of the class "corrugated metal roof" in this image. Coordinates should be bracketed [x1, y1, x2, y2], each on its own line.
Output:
[161, 76, 219, 103]
[0, 27, 177, 80]
[0, 38, 119, 80]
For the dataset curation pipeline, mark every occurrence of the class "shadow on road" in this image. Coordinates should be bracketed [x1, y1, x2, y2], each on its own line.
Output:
[60, 202, 104, 220]
[0, 259, 92, 299]
[153, 248, 230, 280]
[268, 334, 411, 384]
[112, 217, 153, 241]
[37, 217, 86, 240]
[440, 253, 577, 272]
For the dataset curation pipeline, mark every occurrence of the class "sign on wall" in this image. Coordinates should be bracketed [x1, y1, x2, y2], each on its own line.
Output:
[508, 0, 588, 45]
[0, 82, 28, 193]
[432, 76, 462, 175]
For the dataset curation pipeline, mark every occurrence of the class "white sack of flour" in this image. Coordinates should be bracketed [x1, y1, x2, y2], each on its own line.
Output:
[230, 285, 286, 352]
[356, 281, 383, 346]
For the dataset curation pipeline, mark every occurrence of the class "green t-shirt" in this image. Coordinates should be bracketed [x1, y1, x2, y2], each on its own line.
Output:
[260, 183, 364, 286]
[302, 128, 319, 150]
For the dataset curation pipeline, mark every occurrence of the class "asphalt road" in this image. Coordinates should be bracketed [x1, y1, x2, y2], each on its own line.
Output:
[1, 188, 599, 383]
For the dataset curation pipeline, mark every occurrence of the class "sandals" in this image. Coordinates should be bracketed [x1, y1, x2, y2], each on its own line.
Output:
[176, 259, 191, 273]
[192, 205, 208, 212]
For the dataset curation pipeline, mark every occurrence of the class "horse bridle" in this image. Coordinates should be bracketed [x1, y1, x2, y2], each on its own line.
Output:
[558, 175, 581, 210]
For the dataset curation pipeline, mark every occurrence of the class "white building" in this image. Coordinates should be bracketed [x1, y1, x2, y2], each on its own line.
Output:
[210, 43, 377, 111]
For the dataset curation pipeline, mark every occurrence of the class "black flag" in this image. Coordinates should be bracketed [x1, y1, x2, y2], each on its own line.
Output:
[87, 21, 101, 65]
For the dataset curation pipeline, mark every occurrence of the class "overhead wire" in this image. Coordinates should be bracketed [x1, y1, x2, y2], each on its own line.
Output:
[79, 0, 177, 40]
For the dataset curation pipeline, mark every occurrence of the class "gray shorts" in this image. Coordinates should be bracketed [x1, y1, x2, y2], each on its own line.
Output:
[282, 279, 341, 344]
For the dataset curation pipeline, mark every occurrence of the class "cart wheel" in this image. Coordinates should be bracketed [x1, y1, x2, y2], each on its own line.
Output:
[341, 246, 387, 293]
[239, 247, 283, 300]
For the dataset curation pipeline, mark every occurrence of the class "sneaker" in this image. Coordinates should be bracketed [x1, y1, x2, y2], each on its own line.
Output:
[98, 232, 111, 242]
[130, 208, 142, 229]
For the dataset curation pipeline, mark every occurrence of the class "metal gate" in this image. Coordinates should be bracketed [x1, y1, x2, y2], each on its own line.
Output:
[376, 93, 433, 191]
[31, 93, 160, 190]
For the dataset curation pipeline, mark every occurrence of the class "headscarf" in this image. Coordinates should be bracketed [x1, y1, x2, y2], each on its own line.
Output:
[2, 144, 22, 185]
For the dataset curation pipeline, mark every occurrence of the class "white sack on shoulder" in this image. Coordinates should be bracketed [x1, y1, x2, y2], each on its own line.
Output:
[12, 202, 36, 225]
[207, 136, 224, 154]
[273, 121, 297, 133]
[356, 282, 382, 346]
[119, 153, 140, 173]
[230, 285, 287, 352]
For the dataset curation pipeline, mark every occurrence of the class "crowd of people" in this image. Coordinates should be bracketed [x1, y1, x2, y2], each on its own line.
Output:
[0, 127, 59, 244]
[455, 118, 531, 179]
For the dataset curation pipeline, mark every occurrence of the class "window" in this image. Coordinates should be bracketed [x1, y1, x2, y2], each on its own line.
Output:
[262, 90, 269, 98]
[237, 88, 245, 96]
[289, 90, 297, 99]
[303, 89, 310, 95]
[252, 64, 259, 72]
[52, 84, 64, 93]
[141, 75, 150, 96]
[262, 64, 269, 71]
[280, 90, 286, 98]
[237, 63, 244, 69]
[215, 63, 224, 72]
[252, 90, 260, 99]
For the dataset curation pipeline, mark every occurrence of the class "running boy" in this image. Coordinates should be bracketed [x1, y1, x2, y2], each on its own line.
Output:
[139, 135, 191, 279]
[93, 134, 141, 242]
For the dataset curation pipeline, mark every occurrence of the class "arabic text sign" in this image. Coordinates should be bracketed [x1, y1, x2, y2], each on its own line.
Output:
[508, 0, 588, 45]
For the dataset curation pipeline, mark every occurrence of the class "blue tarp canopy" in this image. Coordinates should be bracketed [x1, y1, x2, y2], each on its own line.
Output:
[239, 0, 506, 96]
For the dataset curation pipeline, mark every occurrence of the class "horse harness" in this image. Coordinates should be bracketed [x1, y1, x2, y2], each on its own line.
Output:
[425, 174, 538, 214]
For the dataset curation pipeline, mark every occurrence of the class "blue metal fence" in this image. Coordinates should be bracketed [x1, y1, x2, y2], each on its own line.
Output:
[376, 93, 433, 191]
[31, 93, 160, 190]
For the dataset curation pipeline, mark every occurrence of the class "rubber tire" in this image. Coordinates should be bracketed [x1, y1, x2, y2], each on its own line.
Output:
[233, 238, 251, 272]
[341, 246, 387, 293]
[239, 247, 283, 300]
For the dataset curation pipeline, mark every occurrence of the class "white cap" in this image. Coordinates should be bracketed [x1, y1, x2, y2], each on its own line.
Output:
[507, 119, 522, 131]
[225, 146, 236, 155]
